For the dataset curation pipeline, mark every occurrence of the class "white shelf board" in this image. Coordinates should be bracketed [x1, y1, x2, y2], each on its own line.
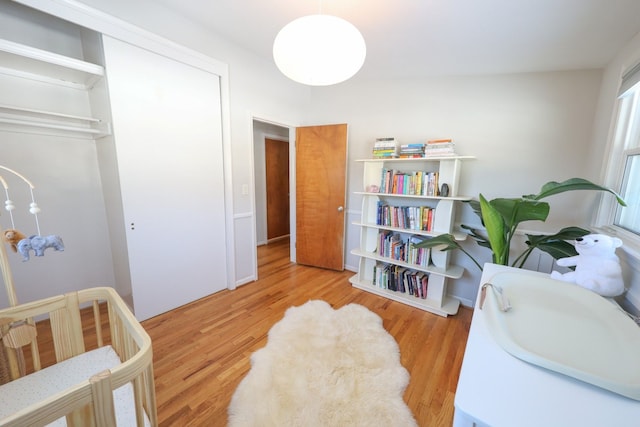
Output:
[0, 117, 101, 134]
[356, 156, 476, 163]
[349, 275, 460, 316]
[0, 104, 110, 139]
[355, 191, 472, 202]
[0, 38, 104, 87]
[350, 248, 464, 279]
[0, 104, 101, 123]
[352, 221, 467, 241]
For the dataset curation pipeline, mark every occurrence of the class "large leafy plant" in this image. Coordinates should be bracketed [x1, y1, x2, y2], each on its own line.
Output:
[417, 178, 626, 271]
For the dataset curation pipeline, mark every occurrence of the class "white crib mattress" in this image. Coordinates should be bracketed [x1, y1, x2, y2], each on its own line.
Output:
[0, 345, 150, 426]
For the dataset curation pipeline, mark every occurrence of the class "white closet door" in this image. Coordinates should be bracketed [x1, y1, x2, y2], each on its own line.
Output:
[102, 36, 227, 321]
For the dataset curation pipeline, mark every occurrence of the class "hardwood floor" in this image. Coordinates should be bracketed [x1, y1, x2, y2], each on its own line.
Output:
[141, 239, 473, 426]
[22, 239, 473, 426]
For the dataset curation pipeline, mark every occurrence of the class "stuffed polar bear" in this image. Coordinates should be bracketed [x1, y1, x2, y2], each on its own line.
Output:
[550, 234, 624, 297]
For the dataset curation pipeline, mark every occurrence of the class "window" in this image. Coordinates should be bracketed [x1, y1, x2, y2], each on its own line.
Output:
[616, 149, 640, 234]
[599, 62, 640, 241]
[613, 83, 640, 235]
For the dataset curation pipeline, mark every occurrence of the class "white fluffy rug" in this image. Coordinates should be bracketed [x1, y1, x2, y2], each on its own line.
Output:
[228, 300, 417, 427]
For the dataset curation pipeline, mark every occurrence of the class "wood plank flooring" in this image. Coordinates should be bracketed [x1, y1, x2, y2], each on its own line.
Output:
[141, 239, 473, 426]
[23, 239, 473, 426]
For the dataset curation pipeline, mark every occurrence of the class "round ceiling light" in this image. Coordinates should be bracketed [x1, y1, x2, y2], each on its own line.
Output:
[273, 14, 366, 86]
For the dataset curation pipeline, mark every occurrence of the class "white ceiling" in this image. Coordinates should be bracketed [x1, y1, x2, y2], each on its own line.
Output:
[152, 0, 640, 79]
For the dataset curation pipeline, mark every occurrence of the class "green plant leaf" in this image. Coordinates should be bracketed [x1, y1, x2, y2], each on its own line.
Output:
[413, 234, 460, 250]
[414, 232, 485, 271]
[525, 177, 626, 206]
[465, 199, 482, 217]
[535, 240, 580, 261]
[461, 224, 491, 249]
[452, 178, 622, 271]
[525, 226, 590, 246]
[490, 198, 550, 227]
[520, 227, 590, 268]
[479, 193, 508, 264]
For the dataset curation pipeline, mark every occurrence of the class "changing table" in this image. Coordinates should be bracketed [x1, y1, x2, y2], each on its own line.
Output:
[453, 263, 640, 427]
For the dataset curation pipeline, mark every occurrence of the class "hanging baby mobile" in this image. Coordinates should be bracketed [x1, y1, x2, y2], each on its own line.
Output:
[0, 165, 64, 261]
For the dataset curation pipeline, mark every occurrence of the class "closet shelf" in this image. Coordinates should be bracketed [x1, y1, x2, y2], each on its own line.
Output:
[0, 104, 110, 139]
[0, 38, 104, 88]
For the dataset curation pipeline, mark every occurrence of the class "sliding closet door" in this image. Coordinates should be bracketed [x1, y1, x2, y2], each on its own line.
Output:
[102, 36, 227, 321]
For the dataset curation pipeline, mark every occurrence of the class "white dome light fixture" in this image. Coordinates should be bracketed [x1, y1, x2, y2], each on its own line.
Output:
[273, 14, 366, 86]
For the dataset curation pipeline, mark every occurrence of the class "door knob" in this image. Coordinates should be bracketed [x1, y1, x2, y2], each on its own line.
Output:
[337, 206, 344, 212]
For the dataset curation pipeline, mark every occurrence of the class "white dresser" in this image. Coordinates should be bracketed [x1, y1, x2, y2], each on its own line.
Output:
[454, 263, 640, 427]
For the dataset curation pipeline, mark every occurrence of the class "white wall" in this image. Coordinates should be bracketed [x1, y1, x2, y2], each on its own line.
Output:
[308, 71, 603, 305]
[0, 134, 116, 307]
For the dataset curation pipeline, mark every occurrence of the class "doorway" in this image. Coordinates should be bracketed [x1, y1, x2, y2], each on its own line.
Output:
[252, 119, 291, 247]
[251, 119, 348, 279]
[265, 137, 290, 240]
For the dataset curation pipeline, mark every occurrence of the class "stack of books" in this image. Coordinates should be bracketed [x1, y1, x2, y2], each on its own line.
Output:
[398, 143, 425, 158]
[376, 201, 435, 231]
[372, 137, 398, 158]
[379, 168, 440, 196]
[424, 139, 456, 156]
[372, 262, 429, 298]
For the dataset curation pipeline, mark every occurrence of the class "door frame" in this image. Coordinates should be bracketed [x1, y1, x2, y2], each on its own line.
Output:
[250, 113, 299, 280]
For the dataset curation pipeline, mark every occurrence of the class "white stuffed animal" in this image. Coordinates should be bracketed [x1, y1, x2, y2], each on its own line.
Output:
[550, 234, 624, 297]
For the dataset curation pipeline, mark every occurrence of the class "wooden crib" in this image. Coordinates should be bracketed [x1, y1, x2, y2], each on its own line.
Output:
[0, 287, 157, 426]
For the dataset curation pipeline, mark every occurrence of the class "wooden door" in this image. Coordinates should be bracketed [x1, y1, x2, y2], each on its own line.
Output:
[296, 124, 347, 271]
[265, 138, 290, 240]
[102, 36, 228, 321]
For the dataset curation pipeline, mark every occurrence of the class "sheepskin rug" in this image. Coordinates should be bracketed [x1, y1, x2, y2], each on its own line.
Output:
[228, 300, 417, 427]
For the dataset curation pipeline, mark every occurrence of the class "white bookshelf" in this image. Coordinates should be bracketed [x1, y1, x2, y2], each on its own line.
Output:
[349, 156, 474, 317]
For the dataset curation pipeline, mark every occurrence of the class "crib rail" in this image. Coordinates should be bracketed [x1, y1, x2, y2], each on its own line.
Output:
[0, 287, 157, 427]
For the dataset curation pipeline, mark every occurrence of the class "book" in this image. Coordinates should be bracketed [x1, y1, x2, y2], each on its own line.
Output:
[375, 203, 434, 231]
[419, 271, 428, 298]
[372, 262, 429, 299]
[425, 139, 456, 156]
[417, 272, 428, 299]
[398, 143, 425, 157]
[408, 235, 431, 267]
[373, 137, 399, 158]
[395, 266, 407, 293]
[374, 262, 390, 290]
[378, 169, 442, 196]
